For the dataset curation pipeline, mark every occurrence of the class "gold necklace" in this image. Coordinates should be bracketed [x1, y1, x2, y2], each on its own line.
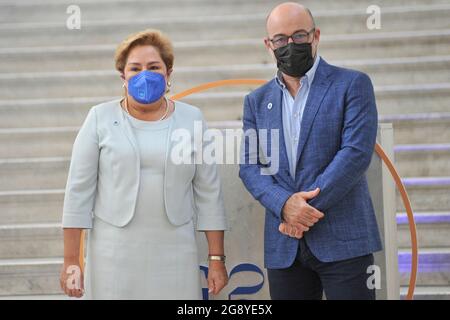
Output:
[124, 96, 170, 121]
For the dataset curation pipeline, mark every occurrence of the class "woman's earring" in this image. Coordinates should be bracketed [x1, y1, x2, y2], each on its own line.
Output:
[166, 81, 171, 93]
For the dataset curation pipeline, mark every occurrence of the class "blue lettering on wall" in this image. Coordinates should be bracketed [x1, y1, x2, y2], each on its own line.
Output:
[199, 263, 265, 300]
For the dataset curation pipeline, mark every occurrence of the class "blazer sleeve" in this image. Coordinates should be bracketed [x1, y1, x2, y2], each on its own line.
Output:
[193, 113, 228, 231]
[239, 94, 293, 220]
[306, 72, 378, 212]
[62, 107, 100, 229]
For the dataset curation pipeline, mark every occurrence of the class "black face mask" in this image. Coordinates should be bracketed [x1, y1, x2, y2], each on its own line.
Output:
[273, 42, 315, 78]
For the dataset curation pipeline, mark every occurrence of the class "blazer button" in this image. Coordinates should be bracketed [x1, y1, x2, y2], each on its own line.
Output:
[267, 103, 273, 110]
[113, 121, 119, 126]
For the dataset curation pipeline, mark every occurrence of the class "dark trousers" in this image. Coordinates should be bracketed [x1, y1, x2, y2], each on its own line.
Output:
[267, 239, 376, 300]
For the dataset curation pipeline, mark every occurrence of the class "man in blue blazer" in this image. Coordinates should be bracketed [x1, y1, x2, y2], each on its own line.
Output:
[239, 2, 382, 300]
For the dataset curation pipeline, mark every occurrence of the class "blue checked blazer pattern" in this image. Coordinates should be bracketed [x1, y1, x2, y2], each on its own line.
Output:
[239, 59, 382, 268]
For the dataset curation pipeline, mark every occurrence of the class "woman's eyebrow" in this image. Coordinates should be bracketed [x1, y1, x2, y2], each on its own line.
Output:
[146, 61, 161, 65]
[127, 61, 161, 66]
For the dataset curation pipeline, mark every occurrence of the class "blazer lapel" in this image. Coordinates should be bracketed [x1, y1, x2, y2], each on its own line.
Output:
[164, 108, 176, 191]
[115, 101, 140, 158]
[265, 81, 294, 185]
[295, 60, 332, 165]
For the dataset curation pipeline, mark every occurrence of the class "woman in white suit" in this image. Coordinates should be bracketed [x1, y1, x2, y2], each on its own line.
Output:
[59, 29, 228, 299]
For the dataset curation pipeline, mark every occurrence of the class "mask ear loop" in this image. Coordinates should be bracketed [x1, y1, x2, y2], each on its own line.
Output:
[165, 80, 174, 114]
[311, 32, 318, 60]
[121, 76, 131, 114]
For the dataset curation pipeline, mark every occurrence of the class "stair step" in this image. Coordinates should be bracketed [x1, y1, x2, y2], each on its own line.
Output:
[0, 257, 62, 296]
[397, 212, 450, 248]
[394, 118, 450, 144]
[0, 84, 449, 158]
[2, 29, 450, 73]
[0, 157, 69, 191]
[1, 0, 448, 24]
[398, 177, 450, 212]
[399, 249, 450, 287]
[2, 96, 450, 131]
[0, 0, 449, 300]
[394, 144, 450, 176]
[2, 5, 449, 49]
[1, 105, 449, 146]
[1, 250, 449, 296]
[401, 286, 450, 300]
[0, 127, 77, 159]
[1, 144, 449, 190]
[0, 210, 446, 260]
[0, 223, 62, 259]
[1, 56, 449, 100]
[0, 189, 63, 225]
[0, 211, 447, 258]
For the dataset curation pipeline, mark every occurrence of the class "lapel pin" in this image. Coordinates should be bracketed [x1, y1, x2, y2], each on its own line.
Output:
[267, 103, 273, 110]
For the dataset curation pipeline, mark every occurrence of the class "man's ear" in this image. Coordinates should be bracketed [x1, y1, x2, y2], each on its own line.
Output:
[264, 38, 275, 58]
[313, 28, 321, 47]
[263, 37, 271, 51]
[264, 38, 277, 62]
[311, 28, 320, 58]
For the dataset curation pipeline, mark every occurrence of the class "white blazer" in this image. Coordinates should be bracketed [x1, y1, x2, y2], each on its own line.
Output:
[62, 99, 227, 230]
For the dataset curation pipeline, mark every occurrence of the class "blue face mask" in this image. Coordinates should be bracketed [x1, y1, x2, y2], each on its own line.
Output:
[127, 70, 166, 104]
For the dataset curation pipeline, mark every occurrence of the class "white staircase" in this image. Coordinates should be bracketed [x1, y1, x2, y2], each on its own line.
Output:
[0, 0, 449, 299]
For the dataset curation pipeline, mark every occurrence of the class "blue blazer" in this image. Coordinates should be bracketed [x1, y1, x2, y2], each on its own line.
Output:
[239, 59, 382, 268]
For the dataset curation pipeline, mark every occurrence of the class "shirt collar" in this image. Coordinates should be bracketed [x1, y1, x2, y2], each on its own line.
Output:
[275, 54, 321, 90]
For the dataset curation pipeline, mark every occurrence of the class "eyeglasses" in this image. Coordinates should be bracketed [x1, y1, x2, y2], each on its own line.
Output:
[268, 28, 315, 49]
